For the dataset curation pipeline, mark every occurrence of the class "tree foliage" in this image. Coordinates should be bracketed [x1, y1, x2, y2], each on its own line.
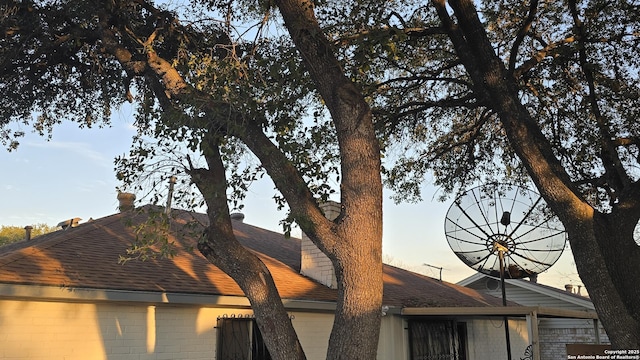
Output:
[3, 0, 640, 353]
[328, 0, 640, 210]
[0, 223, 57, 247]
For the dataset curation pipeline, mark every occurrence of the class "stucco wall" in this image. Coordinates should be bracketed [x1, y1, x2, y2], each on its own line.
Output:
[0, 298, 336, 360]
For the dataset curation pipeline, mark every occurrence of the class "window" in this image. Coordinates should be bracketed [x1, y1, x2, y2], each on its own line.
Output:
[408, 319, 467, 360]
[217, 318, 272, 360]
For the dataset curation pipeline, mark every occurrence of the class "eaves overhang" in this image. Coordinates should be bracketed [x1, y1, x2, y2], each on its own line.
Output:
[401, 306, 598, 319]
[0, 283, 336, 312]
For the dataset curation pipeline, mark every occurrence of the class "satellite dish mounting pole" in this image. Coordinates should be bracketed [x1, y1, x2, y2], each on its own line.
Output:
[495, 242, 512, 360]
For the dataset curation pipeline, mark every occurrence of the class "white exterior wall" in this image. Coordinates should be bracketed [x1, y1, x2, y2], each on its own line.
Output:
[466, 318, 530, 360]
[0, 298, 336, 360]
[291, 311, 334, 360]
[377, 314, 408, 360]
[0, 299, 217, 360]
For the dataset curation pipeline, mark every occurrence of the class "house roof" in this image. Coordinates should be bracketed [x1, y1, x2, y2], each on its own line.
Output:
[0, 207, 504, 308]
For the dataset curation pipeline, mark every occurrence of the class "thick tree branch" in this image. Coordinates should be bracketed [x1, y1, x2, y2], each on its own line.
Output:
[96, 2, 336, 248]
[273, 1, 384, 358]
[436, 0, 583, 207]
[513, 36, 576, 79]
[144, 51, 337, 249]
[334, 25, 446, 46]
[374, 93, 479, 133]
[189, 138, 305, 360]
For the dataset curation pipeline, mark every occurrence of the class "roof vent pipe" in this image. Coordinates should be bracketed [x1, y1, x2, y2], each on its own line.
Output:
[24, 226, 33, 241]
[166, 176, 177, 215]
[565, 284, 574, 293]
[117, 192, 136, 212]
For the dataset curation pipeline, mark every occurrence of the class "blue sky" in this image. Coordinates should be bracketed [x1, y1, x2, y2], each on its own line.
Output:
[0, 107, 583, 290]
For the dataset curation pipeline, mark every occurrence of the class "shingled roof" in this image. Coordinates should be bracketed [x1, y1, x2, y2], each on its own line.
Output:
[0, 207, 503, 308]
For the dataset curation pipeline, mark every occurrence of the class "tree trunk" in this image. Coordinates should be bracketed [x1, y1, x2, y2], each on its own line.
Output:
[329, 226, 384, 360]
[274, 0, 384, 358]
[569, 213, 640, 348]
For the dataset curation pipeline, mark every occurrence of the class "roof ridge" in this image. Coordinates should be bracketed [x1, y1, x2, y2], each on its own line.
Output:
[0, 213, 124, 267]
[382, 262, 443, 282]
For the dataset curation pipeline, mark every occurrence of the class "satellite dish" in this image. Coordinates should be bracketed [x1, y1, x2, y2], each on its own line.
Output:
[445, 184, 566, 279]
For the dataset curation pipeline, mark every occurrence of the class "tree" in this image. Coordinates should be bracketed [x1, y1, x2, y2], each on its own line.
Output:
[0, 223, 57, 246]
[436, 0, 640, 348]
[1, 0, 382, 359]
[325, 0, 640, 348]
[6, 0, 638, 354]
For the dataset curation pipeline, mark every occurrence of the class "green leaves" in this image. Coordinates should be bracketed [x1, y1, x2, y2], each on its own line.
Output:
[8, 0, 638, 219]
[319, 0, 640, 208]
[118, 207, 186, 263]
[0, 0, 127, 149]
[0, 223, 57, 247]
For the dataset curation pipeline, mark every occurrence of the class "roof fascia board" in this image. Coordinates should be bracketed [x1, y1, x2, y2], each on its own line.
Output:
[401, 306, 598, 319]
[282, 299, 337, 312]
[0, 284, 336, 311]
[0, 283, 250, 306]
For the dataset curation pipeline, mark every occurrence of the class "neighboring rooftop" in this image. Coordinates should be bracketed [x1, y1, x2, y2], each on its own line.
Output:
[458, 272, 595, 310]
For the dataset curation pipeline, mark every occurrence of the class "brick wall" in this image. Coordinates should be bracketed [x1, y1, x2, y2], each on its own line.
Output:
[0, 299, 336, 360]
[300, 201, 340, 289]
[539, 327, 610, 360]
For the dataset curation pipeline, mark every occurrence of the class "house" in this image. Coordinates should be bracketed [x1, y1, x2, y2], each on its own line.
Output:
[458, 273, 609, 360]
[0, 199, 600, 360]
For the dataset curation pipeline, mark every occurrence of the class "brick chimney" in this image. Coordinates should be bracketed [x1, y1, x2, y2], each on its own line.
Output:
[117, 192, 136, 212]
[300, 201, 340, 289]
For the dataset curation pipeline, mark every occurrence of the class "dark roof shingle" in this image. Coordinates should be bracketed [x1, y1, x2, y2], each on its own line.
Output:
[0, 208, 503, 308]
